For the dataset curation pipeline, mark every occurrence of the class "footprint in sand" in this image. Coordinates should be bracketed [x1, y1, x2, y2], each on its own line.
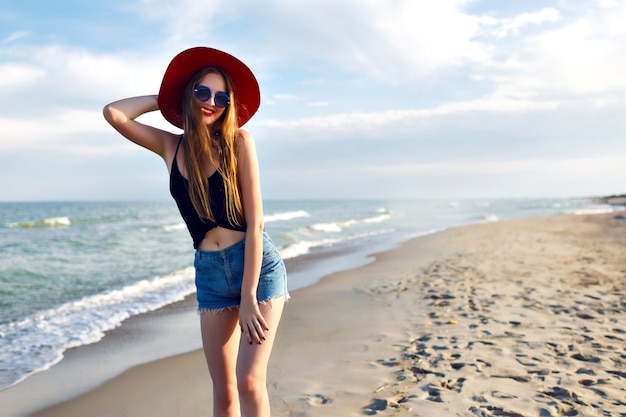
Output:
[491, 391, 518, 399]
[439, 377, 466, 393]
[571, 352, 601, 363]
[423, 384, 444, 403]
[469, 405, 524, 417]
[303, 393, 332, 406]
[575, 367, 596, 375]
[540, 386, 586, 406]
[577, 378, 610, 389]
[362, 398, 391, 415]
[606, 370, 626, 378]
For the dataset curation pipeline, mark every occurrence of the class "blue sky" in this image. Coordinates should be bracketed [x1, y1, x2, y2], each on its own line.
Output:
[1, 0, 625, 201]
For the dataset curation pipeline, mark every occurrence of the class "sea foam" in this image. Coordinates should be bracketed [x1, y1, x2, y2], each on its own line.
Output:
[264, 210, 310, 222]
[6, 216, 72, 228]
[0, 267, 195, 390]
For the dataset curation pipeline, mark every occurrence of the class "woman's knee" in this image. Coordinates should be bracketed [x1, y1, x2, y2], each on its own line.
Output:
[237, 372, 266, 397]
[213, 381, 239, 412]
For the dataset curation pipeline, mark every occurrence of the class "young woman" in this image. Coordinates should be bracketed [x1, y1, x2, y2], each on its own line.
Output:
[103, 47, 289, 417]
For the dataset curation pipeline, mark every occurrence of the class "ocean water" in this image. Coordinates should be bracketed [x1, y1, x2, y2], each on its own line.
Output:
[0, 198, 622, 390]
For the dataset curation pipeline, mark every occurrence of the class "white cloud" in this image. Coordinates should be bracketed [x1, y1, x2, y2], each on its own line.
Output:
[2, 31, 29, 44]
[35, 46, 165, 97]
[308, 101, 330, 107]
[0, 109, 109, 149]
[0, 44, 167, 111]
[260, 93, 559, 134]
[259, 0, 488, 84]
[132, 0, 486, 87]
[364, 0, 488, 78]
[361, 156, 626, 176]
[597, 0, 619, 8]
[273, 94, 298, 101]
[486, 8, 561, 38]
[474, 8, 626, 107]
[261, 94, 300, 107]
[107, 0, 626, 100]
[0, 62, 44, 88]
[528, 20, 626, 93]
[134, 0, 231, 45]
[0, 108, 178, 155]
[0, 44, 179, 159]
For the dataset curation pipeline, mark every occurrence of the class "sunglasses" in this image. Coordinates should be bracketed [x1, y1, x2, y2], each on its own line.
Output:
[193, 86, 231, 108]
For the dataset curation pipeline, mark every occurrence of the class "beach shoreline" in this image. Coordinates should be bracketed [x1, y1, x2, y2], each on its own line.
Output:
[1, 212, 625, 416]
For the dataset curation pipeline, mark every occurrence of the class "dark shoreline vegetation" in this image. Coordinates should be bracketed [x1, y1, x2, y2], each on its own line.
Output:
[595, 194, 626, 205]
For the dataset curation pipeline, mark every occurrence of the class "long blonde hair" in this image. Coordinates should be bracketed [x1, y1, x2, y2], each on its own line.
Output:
[181, 67, 245, 228]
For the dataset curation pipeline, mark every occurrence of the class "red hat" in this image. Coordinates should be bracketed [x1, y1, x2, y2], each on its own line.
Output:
[158, 47, 260, 128]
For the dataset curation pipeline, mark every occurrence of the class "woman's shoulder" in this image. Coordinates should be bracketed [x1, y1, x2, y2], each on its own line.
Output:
[235, 128, 255, 148]
[237, 128, 253, 141]
[235, 128, 258, 161]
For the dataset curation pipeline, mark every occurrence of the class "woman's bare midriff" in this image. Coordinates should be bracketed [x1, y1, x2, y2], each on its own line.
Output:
[198, 226, 246, 251]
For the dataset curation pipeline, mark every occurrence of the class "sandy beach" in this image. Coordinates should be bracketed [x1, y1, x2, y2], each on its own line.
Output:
[2, 211, 625, 416]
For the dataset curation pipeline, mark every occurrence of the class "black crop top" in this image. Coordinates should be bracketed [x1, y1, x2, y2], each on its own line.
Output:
[169, 137, 246, 248]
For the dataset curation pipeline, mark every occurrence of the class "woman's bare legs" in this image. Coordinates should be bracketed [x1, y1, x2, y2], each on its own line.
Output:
[201, 309, 241, 417]
[200, 298, 285, 417]
[237, 299, 285, 417]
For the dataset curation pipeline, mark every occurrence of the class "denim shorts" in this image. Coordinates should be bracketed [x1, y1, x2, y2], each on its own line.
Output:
[194, 231, 289, 312]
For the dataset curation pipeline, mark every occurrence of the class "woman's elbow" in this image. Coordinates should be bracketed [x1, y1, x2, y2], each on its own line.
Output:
[102, 104, 118, 126]
[102, 104, 128, 130]
[102, 104, 111, 122]
[247, 220, 264, 235]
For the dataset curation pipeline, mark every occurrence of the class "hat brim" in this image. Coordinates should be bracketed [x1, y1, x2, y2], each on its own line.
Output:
[158, 47, 260, 129]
